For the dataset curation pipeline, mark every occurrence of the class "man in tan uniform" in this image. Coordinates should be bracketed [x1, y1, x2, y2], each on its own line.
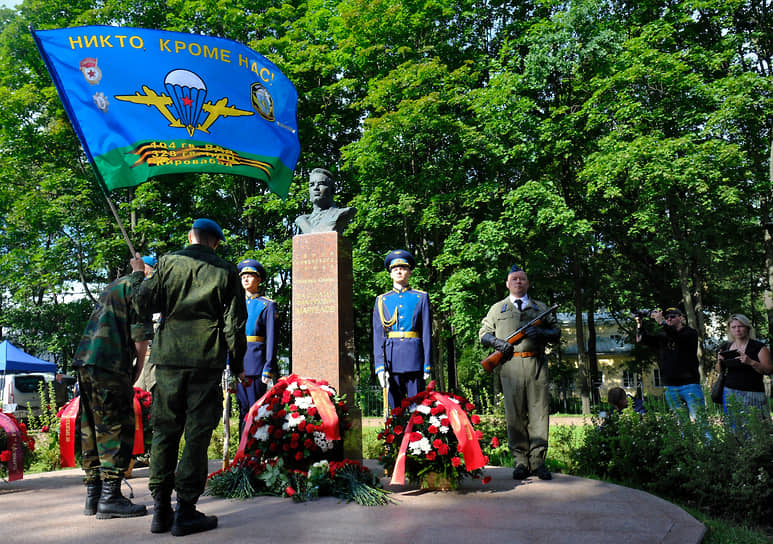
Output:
[479, 265, 559, 481]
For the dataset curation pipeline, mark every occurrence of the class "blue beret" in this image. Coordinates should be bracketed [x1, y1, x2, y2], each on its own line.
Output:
[384, 249, 415, 271]
[237, 259, 266, 282]
[192, 218, 225, 241]
[141, 256, 157, 268]
[508, 264, 524, 276]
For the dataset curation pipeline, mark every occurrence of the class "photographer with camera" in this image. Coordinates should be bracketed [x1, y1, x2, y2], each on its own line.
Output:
[636, 307, 705, 419]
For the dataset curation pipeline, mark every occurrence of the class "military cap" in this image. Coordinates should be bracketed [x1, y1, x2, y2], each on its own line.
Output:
[508, 264, 525, 276]
[384, 249, 415, 271]
[141, 255, 157, 268]
[192, 218, 225, 241]
[237, 259, 266, 282]
[663, 307, 683, 317]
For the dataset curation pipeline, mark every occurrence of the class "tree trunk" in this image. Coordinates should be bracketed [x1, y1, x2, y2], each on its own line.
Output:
[573, 253, 590, 414]
[765, 139, 773, 335]
[586, 305, 600, 405]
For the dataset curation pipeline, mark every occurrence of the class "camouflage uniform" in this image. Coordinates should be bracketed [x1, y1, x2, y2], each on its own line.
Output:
[131, 243, 246, 504]
[72, 276, 153, 483]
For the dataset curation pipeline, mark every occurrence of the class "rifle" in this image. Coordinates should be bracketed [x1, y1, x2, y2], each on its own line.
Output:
[480, 304, 559, 373]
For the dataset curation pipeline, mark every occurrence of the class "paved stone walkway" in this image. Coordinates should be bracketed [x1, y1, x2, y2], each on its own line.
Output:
[0, 460, 704, 543]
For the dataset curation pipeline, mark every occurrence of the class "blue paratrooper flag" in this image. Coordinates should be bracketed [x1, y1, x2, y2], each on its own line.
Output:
[32, 26, 300, 199]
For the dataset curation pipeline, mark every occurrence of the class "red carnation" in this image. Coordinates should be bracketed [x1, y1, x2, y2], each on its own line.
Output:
[293, 390, 303, 397]
[298, 421, 306, 431]
[428, 425, 439, 434]
[295, 451, 304, 461]
[400, 399, 411, 408]
[277, 409, 287, 418]
[308, 407, 318, 417]
[426, 451, 437, 461]
[432, 438, 444, 448]
[393, 425, 404, 435]
[422, 398, 433, 406]
[273, 429, 283, 439]
[440, 418, 450, 427]
[291, 433, 300, 441]
[410, 414, 423, 425]
[0, 450, 11, 462]
[465, 402, 474, 411]
[391, 407, 404, 417]
[41, 425, 49, 432]
[475, 430, 483, 439]
[289, 404, 298, 411]
[283, 443, 291, 451]
[377, 432, 384, 440]
[385, 417, 393, 426]
[471, 414, 481, 424]
[285, 486, 296, 497]
[386, 434, 395, 444]
[491, 436, 500, 448]
[431, 406, 444, 415]
[304, 438, 314, 448]
[437, 443, 449, 455]
[409, 431, 422, 442]
[451, 456, 462, 467]
[482, 476, 492, 484]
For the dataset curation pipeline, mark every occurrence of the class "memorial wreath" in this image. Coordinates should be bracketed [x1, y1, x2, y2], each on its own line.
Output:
[379, 382, 489, 489]
[206, 374, 391, 505]
[0, 412, 36, 481]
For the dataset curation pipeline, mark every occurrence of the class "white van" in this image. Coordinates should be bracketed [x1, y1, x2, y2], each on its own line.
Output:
[0, 372, 55, 420]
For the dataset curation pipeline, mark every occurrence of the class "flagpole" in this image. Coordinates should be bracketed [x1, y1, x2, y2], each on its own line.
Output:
[103, 192, 137, 258]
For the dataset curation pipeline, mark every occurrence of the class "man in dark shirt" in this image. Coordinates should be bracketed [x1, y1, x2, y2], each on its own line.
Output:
[636, 307, 705, 419]
[130, 218, 247, 536]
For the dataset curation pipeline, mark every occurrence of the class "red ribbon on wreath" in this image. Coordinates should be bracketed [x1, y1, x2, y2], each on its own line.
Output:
[131, 395, 144, 455]
[58, 396, 80, 468]
[390, 390, 486, 485]
[0, 413, 24, 481]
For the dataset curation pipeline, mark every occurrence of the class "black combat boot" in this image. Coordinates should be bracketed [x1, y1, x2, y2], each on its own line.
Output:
[170, 500, 217, 537]
[95, 478, 148, 519]
[150, 491, 174, 533]
[83, 480, 102, 516]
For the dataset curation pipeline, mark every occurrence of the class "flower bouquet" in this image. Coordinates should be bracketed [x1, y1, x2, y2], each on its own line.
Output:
[0, 412, 36, 481]
[379, 382, 489, 490]
[206, 374, 390, 505]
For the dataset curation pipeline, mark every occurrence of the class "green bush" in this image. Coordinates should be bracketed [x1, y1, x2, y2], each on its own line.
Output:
[563, 403, 773, 528]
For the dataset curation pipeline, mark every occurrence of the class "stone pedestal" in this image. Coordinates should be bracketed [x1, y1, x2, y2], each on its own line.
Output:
[292, 231, 361, 459]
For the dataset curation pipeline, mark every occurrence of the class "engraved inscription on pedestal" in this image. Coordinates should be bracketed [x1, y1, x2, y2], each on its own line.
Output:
[292, 231, 361, 458]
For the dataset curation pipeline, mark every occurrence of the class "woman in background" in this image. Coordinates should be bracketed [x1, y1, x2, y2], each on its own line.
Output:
[716, 314, 772, 420]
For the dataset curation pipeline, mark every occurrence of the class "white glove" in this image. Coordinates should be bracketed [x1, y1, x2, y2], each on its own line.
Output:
[377, 371, 387, 388]
[261, 375, 271, 384]
[424, 372, 431, 381]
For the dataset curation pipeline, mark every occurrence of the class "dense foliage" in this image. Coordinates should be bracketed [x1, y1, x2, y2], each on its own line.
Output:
[559, 405, 773, 527]
[0, 0, 771, 409]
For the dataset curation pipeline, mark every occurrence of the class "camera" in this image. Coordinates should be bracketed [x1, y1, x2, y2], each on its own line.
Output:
[631, 309, 650, 319]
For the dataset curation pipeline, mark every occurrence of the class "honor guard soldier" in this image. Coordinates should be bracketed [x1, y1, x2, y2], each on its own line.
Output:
[373, 250, 431, 409]
[479, 264, 560, 481]
[236, 259, 277, 434]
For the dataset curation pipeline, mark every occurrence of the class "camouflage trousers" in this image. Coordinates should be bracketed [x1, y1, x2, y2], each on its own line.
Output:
[149, 366, 223, 504]
[77, 366, 135, 483]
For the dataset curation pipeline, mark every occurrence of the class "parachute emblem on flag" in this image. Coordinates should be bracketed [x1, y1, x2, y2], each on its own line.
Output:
[114, 69, 254, 138]
[93, 92, 109, 113]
